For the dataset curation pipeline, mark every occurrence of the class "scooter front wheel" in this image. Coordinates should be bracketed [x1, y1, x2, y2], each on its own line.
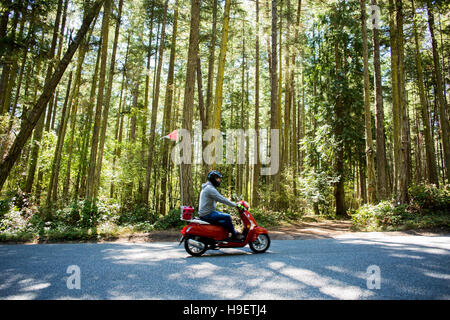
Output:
[184, 236, 208, 257]
[249, 234, 270, 253]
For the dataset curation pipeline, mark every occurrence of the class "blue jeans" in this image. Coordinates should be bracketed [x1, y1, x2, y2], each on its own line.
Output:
[200, 211, 237, 235]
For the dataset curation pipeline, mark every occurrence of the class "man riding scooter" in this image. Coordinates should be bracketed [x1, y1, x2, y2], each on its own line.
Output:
[198, 170, 245, 241]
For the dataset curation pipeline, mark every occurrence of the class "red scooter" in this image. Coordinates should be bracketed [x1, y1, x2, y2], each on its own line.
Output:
[179, 199, 270, 256]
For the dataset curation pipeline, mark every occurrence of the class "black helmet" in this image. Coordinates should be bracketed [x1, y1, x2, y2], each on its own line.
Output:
[207, 170, 222, 188]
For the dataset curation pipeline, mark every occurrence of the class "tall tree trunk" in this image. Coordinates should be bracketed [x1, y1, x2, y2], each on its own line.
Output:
[395, 0, 409, 203]
[360, 0, 377, 203]
[9, 6, 37, 132]
[139, 3, 155, 203]
[2, 9, 24, 117]
[212, 0, 231, 133]
[75, 34, 103, 199]
[144, 0, 169, 206]
[0, 1, 14, 115]
[333, 7, 346, 216]
[252, 0, 261, 206]
[111, 34, 130, 199]
[270, 0, 281, 209]
[411, 0, 438, 186]
[86, 0, 110, 200]
[159, 0, 179, 215]
[388, 0, 401, 200]
[180, 0, 201, 206]
[206, 0, 218, 132]
[291, 0, 302, 199]
[427, 2, 449, 183]
[47, 71, 72, 204]
[94, 0, 124, 198]
[371, 0, 388, 199]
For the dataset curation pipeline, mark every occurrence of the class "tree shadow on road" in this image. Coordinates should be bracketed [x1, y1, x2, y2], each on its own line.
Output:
[0, 236, 449, 299]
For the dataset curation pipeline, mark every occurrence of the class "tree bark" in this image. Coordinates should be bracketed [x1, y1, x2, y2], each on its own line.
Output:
[86, 0, 110, 200]
[333, 6, 346, 216]
[270, 0, 281, 209]
[371, 0, 388, 199]
[427, 2, 449, 183]
[395, 0, 409, 204]
[360, 0, 377, 203]
[252, 0, 261, 206]
[159, 0, 179, 215]
[206, 0, 218, 132]
[179, 0, 201, 206]
[144, 0, 169, 206]
[94, 0, 124, 198]
[411, 0, 439, 186]
[47, 71, 72, 204]
[212, 0, 231, 132]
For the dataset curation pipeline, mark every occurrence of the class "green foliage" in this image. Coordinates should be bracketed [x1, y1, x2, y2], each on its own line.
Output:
[408, 184, 450, 213]
[0, 198, 11, 219]
[299, 170, 338, 215]
[250, 207, 303, 228]
[153, 208, 186, 230]
[118, 204, 158, 225]
[352, 184, 450, 231]
[351, 201, 405, 230]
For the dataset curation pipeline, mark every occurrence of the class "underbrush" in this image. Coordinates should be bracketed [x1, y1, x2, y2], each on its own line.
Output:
[351, 184, 450, 231]
[0, 193, 190, 242]
[0, 189, 305, 242]
[249, 208, 303, 227]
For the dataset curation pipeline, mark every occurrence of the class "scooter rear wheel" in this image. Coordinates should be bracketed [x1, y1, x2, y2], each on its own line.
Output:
[184, 236, 208, 257]
[249, 234, 270, 253]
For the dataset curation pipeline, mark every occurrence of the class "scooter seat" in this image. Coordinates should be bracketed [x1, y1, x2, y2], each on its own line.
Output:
[190, 218, 211, 225]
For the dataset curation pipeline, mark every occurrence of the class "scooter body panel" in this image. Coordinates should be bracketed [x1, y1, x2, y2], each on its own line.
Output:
[182, 223, 228, 241]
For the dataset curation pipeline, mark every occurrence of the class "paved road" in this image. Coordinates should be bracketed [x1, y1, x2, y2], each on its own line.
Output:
[1, 233, 449, 299]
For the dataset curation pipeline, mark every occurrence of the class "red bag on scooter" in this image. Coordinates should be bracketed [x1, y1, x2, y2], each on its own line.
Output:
[180, 206, 194, 221]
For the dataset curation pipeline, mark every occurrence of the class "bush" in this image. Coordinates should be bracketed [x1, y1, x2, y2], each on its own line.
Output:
[251, 208, 303, 227]
[409, 184, 450, 213]
[351, 201, 392, 230]
[153, 208, 186, 230]
[0, 205, 32, 233]
[351, 184, 450, 231]
[0, 198, 12, 219]
[0, 191, 40, 234]
[118, 204, 158, 225]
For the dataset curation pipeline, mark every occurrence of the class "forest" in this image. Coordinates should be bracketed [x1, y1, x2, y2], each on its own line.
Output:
[0, 0, 449, 240]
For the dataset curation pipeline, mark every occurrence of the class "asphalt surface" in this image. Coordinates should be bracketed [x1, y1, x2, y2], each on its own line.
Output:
[0, 233, 449, 299]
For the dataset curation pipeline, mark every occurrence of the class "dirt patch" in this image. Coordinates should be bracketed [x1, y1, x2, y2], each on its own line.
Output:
[99, 231, 182, 243]
[270, 220, 353, 240]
